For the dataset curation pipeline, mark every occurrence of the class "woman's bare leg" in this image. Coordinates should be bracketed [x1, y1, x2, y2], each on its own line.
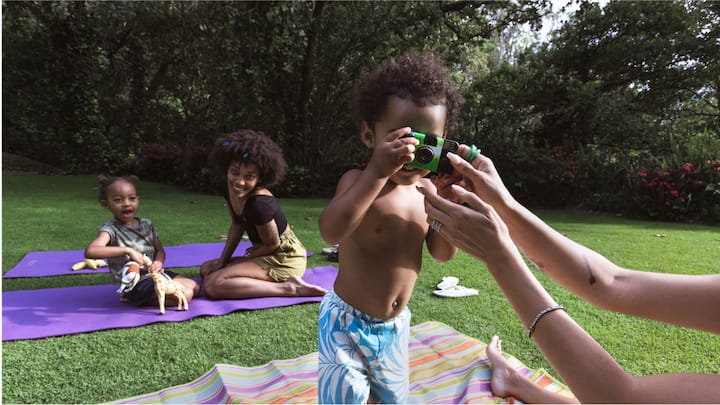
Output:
[203, 261, 326, 300]
[487, 335, 578, 404]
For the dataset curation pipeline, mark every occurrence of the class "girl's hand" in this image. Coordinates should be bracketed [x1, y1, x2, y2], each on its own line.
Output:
[127, 249, 145, 265]
[367, 127, 419, 178]
[148, 260, 163, 273]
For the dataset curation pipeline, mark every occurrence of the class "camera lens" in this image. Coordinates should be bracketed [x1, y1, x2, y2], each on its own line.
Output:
[416, 147, 435, 164]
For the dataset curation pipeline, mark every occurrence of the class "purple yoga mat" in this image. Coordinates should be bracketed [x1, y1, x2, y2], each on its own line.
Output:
[2, 266, 337, 341]
[3, 242, 312, 279]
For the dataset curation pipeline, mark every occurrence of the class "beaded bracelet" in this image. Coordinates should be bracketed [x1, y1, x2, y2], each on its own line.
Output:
[527, 305, 565, 338]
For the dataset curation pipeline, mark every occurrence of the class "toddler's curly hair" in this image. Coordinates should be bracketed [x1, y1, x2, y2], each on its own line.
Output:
[210, 129, 287, 187]
[97, 174, 139, 201]
[350, 52, 463, 134]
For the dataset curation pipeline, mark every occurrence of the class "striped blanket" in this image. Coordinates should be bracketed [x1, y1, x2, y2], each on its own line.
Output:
[115, 321, 574, 404]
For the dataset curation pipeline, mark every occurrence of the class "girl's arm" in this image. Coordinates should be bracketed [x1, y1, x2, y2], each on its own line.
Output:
[319, 128, 418, 245]
[149, 236, 166, 272]
[85, 231, 143, 263]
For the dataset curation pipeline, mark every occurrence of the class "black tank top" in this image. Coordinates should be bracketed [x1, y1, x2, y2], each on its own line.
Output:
[224, 191, 288, 244]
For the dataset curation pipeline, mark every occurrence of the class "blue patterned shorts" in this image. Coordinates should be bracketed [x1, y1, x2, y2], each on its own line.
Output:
[317, 290, 410, 404]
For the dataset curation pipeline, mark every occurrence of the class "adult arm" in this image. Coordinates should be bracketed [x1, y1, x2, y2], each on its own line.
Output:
[419, 186, 720, 403]
[244, 220, 281, 259]
[218, 220, 244, 266]
[420, 179, 458, 262]
[445, 150, 720, 334]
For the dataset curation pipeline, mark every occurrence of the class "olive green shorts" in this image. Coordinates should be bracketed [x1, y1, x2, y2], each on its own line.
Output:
[247, 228, 307, 282]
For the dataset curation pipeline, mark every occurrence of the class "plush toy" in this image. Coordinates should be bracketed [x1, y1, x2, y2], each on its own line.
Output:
[150, 271, 188, 314]
[71, 258, 108, 271]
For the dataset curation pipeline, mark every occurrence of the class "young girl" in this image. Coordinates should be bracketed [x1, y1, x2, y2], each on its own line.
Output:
[199, 130, 327, 299]
[85, 174, 199, 306]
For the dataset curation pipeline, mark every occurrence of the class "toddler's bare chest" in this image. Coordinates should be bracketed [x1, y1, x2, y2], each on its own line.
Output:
[358, 195, 427, 242]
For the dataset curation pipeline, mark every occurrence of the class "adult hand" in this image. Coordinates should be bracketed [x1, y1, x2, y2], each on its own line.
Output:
[417, 184, 516, 265]
[366, 127, 419, 178]
[431, 172, 473, 201]
[199, 258, 222, 278]
[445, 147, 515, 211]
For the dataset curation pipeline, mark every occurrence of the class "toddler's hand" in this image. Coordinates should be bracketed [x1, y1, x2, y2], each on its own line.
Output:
[431, 171, 474, 202]
[128, 249, 145, 265]
[367, 128, 418, 178]
[148, 261, 163, 273]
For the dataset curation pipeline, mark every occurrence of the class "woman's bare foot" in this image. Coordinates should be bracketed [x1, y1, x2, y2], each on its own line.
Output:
[287, 275, 327, 296]
[487, 335, 520, 398]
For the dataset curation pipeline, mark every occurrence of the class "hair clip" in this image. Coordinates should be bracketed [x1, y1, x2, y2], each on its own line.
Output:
[242, 151, 249, 159]
[222, 140, 231, 148]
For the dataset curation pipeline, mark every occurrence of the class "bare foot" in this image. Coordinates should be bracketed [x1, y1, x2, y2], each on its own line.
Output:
[487, 335, 519, 398]
[287, 275, 327, 296]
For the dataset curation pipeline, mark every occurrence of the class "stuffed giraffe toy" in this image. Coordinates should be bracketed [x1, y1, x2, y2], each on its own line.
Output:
[141, 255, 188, 315]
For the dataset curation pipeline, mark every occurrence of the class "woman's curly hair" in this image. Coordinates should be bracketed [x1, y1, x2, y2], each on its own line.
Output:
[350, 52, 464, 135]
[209, 129, 287, 187]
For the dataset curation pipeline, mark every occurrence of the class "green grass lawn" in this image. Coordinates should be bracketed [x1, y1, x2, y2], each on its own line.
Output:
[3, 173, 719, 404]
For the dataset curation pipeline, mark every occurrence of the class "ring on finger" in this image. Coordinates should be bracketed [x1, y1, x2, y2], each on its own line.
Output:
[430, 219, 443, 232]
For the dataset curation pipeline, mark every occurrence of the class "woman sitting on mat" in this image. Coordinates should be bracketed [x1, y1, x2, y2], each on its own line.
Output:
[417, 148, 720, 403]
[200, 130, 327, 300]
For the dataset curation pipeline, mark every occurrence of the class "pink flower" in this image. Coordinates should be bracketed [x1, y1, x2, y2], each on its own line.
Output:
[638, 169, 647, 177]
[553, 149, 564, 158]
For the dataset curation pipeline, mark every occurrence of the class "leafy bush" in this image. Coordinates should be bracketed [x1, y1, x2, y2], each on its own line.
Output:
[172, 146, 217, 194]
[634, 159, 720, 223]
[276, 166, 323, 198]
[139, 143, 181, 183]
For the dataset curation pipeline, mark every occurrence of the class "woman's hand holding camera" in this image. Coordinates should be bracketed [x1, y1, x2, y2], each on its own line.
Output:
[440, 145, 515, 212]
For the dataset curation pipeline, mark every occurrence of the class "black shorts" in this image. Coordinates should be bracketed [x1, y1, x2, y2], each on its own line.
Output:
[123, 270, 178, 307]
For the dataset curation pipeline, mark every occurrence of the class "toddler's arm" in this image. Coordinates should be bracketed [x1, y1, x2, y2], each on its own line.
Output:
[84, 231, 144, 263]
[148, 236, 166, 272]
[319, 129, 418, 244]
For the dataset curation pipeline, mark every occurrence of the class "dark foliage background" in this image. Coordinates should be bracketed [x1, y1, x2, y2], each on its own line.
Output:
[3, 0, 719, 222]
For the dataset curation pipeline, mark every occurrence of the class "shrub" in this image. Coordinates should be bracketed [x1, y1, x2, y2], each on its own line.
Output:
[634, 159, 720, 223]
[139, 143, 181, 183]
[276, 166, 322, 198]
[173, 145, 217, 194]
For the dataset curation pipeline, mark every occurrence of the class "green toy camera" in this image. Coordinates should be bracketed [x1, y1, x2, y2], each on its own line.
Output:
[406, 132, 480, 174]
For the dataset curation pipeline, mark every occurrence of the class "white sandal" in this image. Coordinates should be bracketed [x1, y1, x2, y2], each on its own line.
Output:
[436, 276, 459, 290]
[433, 285, 479, 298]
